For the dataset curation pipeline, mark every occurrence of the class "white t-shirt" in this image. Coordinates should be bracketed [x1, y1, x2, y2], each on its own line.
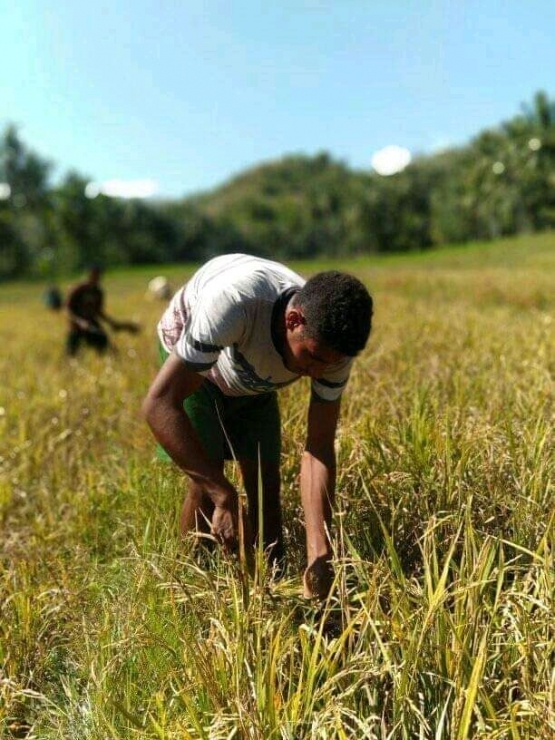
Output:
[157, 254, 352, 401]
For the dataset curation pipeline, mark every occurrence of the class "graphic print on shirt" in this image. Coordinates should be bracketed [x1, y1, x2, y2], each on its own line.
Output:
[230, 344, 298, 393]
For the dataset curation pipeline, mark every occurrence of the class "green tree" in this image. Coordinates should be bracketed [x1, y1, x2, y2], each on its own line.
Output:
[0, 125, 53, 278]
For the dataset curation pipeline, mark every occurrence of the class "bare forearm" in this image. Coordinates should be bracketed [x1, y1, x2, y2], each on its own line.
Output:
[98, 310, 116, 327]
[301, 449, 336, 560]
[143, 399, 235, 506]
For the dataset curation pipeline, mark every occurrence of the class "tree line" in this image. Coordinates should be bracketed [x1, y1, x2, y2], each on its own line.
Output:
[1, 91, 554, 280]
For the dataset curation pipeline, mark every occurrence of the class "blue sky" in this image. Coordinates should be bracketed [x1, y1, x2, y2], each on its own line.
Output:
[1, 0, 554, 198]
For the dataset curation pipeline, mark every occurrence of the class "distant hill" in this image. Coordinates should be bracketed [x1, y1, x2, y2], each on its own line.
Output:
[165, 148, 457, 259]
[192, 152, 364, 213]
[2, 91, 555, 279]
[163, 91, 555, 260]
[166, 152, 374, 260]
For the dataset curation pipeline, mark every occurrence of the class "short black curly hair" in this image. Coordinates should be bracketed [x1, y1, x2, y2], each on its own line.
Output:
[294, 271, 373, 356]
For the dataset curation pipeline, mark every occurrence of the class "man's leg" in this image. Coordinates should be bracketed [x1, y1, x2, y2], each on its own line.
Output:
[86, 328, 110, 354]
[66, 330, 81, 356]
[239, 458, 284, 570]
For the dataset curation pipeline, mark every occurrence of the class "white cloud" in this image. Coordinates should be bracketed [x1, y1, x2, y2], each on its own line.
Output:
[371, 145, 412, 176]
[85, 179, 159, 199]
[0, 183, 11, 200]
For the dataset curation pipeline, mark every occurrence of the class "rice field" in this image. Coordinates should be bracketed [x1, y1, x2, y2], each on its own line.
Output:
[1, 232, 554, 739]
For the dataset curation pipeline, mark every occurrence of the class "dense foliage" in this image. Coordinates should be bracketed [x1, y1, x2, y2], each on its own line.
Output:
[1, 91, 555, 279]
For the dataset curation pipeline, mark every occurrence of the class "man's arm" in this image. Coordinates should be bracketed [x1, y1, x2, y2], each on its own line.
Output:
[99, 309, 139, 333]
[142, 352, 239, 545]
[98, 308, 117, 328]
[301, 393, 341, 599]
[97, 292, 121, 330]
[95, 289, 123, 330]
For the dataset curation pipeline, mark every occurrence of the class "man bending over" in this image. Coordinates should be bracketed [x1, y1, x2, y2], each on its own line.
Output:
[142, 254, 373, 599]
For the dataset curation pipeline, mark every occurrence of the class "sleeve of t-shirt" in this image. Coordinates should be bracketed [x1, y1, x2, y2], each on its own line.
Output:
[174, 290, 245, 374]
[311, 356, 353, 402]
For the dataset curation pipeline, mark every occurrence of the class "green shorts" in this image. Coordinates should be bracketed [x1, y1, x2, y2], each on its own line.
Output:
[157, 344, 281, 465]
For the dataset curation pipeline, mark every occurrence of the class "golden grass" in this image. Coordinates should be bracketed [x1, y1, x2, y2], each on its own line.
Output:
[1, 233, 554, 738]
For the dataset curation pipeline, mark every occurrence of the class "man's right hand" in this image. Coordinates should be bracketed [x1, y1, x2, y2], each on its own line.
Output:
[211, 500, 239, 550]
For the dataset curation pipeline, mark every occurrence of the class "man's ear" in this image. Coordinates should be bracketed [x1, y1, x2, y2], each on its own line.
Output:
[285, 308, 306, 331]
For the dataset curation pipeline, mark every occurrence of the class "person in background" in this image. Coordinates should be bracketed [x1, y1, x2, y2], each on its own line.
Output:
[66, 265, 139, 356]
[143, 254, 373, 600]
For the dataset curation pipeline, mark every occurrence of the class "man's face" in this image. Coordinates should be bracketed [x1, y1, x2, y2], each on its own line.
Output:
[283, 308, 345, 378]
[285, 334, 345, 378]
